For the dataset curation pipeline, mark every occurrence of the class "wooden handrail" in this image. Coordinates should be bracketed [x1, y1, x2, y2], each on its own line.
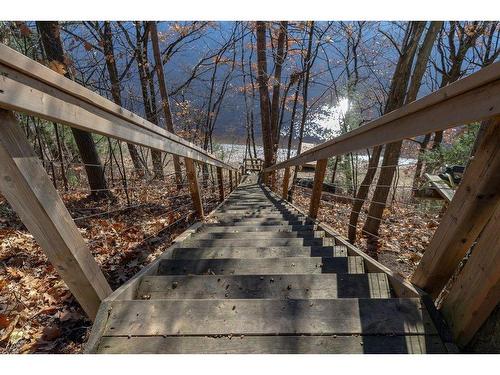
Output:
[0, 44, 235, 171]
[264, 61, 500, 172]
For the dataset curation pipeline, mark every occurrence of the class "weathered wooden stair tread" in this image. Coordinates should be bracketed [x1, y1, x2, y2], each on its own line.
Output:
[168, 246, 348, 259]
[181, 238, 333, 247]
[137, 274, 391, 299]
[97, 334, 446, 354]
[102, 298, 437, 336]
[157, 256, 365, 275]
[88, 174, 448, 353]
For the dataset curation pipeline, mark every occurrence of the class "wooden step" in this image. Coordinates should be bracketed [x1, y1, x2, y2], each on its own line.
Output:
[192, 230, 326, 240]
[137, 273, 391, 299]
[168, 245, 347, 259]
[215, 219, 310, 226]
[198, 224, 319, 233]
[181, 237, 331, 248]
[96, 334, 446, 354]
[157, 256, 365, 275]
[100, 298, 437, 336]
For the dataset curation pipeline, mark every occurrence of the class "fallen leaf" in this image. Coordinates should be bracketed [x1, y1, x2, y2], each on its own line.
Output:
[48, 60, 67, 75]
[42, 326, 61, 341]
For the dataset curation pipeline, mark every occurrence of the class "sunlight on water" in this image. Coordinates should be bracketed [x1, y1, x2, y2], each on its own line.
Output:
[312, 97, 349, 136]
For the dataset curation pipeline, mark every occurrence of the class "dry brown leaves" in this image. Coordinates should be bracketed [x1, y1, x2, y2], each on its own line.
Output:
[0, 177, 200, 353]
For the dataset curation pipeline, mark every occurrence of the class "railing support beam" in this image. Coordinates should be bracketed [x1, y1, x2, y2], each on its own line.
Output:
[0, 109, 112, 319]
[440, 203, 500, 347]
[229, 170, 234, 191]
[184, 157, 204, 219]
[412, 117, 500, 297]
[217, 166, 225, 202]
[308, 159, 328, 219]
[282, 167, 291, 200]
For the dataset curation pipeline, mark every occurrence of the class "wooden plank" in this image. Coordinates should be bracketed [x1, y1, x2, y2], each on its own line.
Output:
[167, 246, 348, 259]
[424, 173, 455, 202]
[157, 256, 365, 275]
[309, 159, 328, 219]
[193, 230, 324, 239]
[440, 203, 500, 347]
[0, 64, 234, 171]
[102, 298, 437, 336]
[137, 273, 391, 299]
[412, 118, 500, 297]
[0, 110, 111, 319]
[96, 334, 446, 354]
[282, 166, 291, 199]
[264, 62, 500, 172]
[0, 45, 233, 169]
[179, 238, 325, 247]
[184, 158, 204, 219]
[216, 167, 225, 202]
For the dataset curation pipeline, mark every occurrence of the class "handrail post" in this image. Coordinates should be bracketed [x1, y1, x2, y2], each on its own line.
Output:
[0, 109, 111, 319]
[217, 166, 225, 202]
[308, 159, 328, 219]
[282, 167, 291, 200]
[412, 117, 500, 297]
[229, 170, 234, 191]
[184, 158, 204, 219]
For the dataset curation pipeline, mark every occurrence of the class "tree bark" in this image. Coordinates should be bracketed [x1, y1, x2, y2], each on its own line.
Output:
[348, 21, 426, 246]
[102, 21, 144, 177]
[362, 22, 430, 249]
[36, 21, 110, 199]
[149, 21, 183, 188]
[134, 22, 164, 180]
[255, 21, 273, 184]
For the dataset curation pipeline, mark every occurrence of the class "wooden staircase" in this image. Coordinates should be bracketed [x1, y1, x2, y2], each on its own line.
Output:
[87, 174, 448, 353]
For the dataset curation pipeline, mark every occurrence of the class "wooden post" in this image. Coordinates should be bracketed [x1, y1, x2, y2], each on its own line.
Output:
[282, 167, 291, 200]
[309, 159, 328, 219]
[184, 158, 204, 219]
[440, 203, 500, 347]
[412, 118, 500, 297]
[0, 110, 111, 319]
[216, 166, 225, 202]
[229, 170, 234, 191]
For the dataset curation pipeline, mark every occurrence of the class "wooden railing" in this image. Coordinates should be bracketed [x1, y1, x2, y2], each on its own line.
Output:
[0, 44, 239, 320]
[263, 61, 500, 347]
[243, 157, 264, 173]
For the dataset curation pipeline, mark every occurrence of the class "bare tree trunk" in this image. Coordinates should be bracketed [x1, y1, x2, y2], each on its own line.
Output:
[149, 21, 183, 188]
[135, 22, 164, 180]
[289, 22, 315, 201]
[255, 21, 273, 184]
[363, 22, 432, 251]
[269, 21, 288, 186]
[348, 21, 427, 246]
[102, 21, 144, 177]
[36, 21, 110, 199]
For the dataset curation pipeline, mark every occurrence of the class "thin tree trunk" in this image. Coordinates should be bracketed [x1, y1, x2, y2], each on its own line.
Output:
[102, 21, 144, 177]
[135, 22, 163, 180]
[289, 22, 315, 201]
[269, 21, 288, 186]
[255, 21, 273, 184]
[363, 22, 431, 250]
[348, 21, 427, 246]
[149, 21, 183, 188]
[36, 21, 110, 199]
